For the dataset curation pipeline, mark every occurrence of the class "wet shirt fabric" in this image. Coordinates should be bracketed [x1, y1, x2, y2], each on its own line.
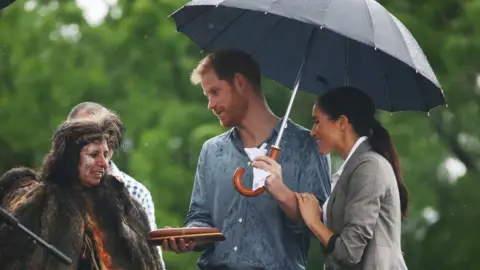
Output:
[185, 118, 331, 270]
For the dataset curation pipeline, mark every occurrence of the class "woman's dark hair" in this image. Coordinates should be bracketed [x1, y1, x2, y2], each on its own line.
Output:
[316, 86, 409, 218]
[40, 110, 124, 187]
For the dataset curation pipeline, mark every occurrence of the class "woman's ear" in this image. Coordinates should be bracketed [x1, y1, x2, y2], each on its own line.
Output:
[338, 115, 349, 131]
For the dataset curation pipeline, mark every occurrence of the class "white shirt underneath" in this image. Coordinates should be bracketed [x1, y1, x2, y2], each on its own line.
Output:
[322, 136, 368, 225]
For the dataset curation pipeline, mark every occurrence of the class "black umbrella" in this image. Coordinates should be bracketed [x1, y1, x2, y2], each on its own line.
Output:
[170, 0, 447, 196]
[0, 0, 16, 11]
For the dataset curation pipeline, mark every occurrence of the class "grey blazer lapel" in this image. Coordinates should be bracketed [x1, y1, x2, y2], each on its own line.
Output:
[326, 140, 373, 228]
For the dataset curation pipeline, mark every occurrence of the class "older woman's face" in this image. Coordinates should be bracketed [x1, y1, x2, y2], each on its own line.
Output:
[78, 139, 110, 187]
[310, 104, 342, 155]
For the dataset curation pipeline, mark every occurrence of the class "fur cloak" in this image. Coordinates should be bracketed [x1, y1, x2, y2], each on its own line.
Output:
[0, 167, 163, 270]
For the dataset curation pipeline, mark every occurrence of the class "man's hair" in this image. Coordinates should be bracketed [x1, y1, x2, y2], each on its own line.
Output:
[68, 101, 105, 120]
[190, 50, 262, 90]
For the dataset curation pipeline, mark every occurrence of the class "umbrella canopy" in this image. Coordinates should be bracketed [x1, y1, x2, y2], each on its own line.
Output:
[171, 0, 447, 197]
[171, 0, 446, 112]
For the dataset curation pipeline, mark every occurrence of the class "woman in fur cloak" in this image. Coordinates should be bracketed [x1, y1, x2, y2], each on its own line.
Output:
[0, 111, 163, 270]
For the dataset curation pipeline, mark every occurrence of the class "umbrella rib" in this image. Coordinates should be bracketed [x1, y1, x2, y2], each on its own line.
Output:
[383, 73, 393, 111]
[176, 6, 212, 31]
[251, 17, 284, 57]
[374, 45, 394, 111]
[365, 0, 392, 111]
[385, 12, 415, 69]
[344, 37, 349, 85]
[413, 69, 430, 112]
[203, 10, 249, 50]
[384, 10, 431, 111]
[364, 0, 375, 46]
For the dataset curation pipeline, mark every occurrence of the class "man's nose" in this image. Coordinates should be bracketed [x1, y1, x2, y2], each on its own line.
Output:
[207, 99, 216, 110]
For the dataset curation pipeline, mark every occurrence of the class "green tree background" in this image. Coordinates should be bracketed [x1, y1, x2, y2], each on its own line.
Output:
[0, 0, 478, 269]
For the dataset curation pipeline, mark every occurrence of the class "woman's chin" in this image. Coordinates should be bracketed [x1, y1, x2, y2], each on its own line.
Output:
[318, 144, 332, 155]
[319, 149, 331, 155]
[81, 178, 101, 187]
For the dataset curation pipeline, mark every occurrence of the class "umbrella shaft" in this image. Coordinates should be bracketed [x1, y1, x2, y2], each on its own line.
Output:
[274, 81, 299, 148]
[273, 28, 317, 148]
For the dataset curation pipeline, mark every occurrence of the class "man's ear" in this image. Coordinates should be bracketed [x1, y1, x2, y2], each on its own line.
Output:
[233, 73, 247, 94]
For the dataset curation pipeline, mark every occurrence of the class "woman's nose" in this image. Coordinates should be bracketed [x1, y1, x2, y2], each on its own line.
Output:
[97, 156, 108, 168]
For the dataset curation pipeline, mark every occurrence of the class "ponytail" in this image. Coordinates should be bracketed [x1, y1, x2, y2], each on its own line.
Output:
[370, 120, 409, 218]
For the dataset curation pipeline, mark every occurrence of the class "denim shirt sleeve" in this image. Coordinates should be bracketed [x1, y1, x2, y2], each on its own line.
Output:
[283, 136, 332, 233]
[184, 142, 214, 229]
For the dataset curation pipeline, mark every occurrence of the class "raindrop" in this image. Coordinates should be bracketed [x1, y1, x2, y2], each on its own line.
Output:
[427, 112, 430, 116]
[320, 25, 323, 29]
[144, 142, 149, 147]
[374, 47, 377, 50]
[415, 69, 419, 73]
[168, 137, 183, 149]
[215, 4, 219, 7]
[264, 12, 268, 15]
[123, 139, 133, 152]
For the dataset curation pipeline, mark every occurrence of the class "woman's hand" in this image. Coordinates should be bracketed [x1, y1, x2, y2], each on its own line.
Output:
[295, 192, 323, 227]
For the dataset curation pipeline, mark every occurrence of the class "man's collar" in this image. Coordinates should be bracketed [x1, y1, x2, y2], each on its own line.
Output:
[227, 117, 288, 142]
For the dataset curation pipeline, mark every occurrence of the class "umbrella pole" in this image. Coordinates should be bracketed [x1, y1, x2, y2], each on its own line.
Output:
[273, 28, 317, 149]
[233, 28, 317, 197]
[273, 72, 303, 149]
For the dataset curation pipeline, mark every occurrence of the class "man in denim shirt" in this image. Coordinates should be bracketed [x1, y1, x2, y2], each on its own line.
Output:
[163, 50, 331, 270]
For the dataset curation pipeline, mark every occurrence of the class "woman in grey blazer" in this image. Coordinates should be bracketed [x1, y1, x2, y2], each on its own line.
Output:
[295, 86, 409, 269]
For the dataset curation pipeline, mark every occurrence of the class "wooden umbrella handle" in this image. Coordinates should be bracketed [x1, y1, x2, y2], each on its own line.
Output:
[233, 146, 280, 197]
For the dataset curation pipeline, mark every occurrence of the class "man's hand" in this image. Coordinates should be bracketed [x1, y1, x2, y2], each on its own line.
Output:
[252, 156, 300, 222]
[162, 238, 196, 253]
[160, 226, 196, 253]
[252, 156, 288, 200]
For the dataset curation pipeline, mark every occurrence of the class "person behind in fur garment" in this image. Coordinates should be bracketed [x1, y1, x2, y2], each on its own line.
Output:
[0, 110, 163, 270]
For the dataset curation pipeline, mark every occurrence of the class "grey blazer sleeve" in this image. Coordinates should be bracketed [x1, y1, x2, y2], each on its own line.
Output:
[329, 157, 387, 265]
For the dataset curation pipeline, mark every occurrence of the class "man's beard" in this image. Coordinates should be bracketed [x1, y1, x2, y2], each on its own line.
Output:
[218, 95, 248, 128]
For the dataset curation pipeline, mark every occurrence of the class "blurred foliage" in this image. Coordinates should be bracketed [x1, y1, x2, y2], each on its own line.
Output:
[0, 0, 478, 269]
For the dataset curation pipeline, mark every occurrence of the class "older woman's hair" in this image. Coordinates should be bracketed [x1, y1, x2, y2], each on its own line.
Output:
[40, 110, 124, 187]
